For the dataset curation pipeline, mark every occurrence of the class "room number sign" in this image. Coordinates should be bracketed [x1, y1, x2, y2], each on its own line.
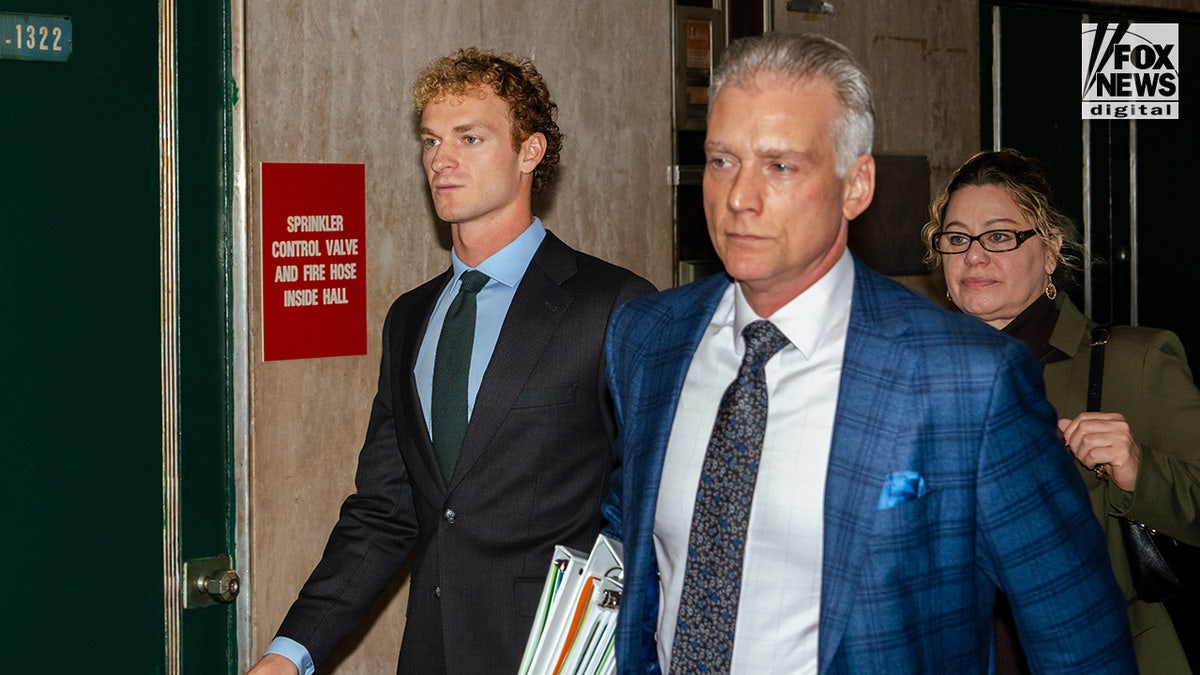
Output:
[0, 13, 72, 62]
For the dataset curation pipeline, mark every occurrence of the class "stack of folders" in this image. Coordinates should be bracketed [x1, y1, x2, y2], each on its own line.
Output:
[518, 534, 623, 675]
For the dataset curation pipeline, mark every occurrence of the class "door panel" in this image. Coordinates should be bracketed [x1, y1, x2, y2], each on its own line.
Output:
[1129, 21, 1200, 369]
[0, 1, 235, 671]
[176, 0, 238, 670]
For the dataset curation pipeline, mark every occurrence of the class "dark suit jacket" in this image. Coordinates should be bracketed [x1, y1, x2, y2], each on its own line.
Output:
[602, 257, 1134, 674]
[276, 230, 654, 674]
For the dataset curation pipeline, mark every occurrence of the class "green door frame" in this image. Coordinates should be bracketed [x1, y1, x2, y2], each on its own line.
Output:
[169, 0, 243, 671]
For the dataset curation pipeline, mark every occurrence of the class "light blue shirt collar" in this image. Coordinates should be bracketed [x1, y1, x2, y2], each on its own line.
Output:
[449, 217, 546, 288]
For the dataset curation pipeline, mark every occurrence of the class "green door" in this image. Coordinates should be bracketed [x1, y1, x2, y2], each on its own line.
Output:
[0, 1, 237, 672]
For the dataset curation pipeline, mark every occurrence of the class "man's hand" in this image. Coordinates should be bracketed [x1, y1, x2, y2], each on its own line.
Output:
[246, 653, 299, 675]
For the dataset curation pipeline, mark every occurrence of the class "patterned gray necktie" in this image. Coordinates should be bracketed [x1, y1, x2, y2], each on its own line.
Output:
[670, 319, 790, 674]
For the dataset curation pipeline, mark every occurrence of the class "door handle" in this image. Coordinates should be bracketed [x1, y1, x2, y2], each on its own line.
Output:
[200, 568, 240, 603]
[183, 554, 240, 608]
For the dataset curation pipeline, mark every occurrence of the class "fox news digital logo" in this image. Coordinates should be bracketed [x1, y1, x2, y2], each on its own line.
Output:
[1082, 23, 1179, 119]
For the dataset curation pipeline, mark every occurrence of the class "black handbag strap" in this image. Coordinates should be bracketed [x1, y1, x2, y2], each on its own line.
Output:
[1087, 326, 1110, 412]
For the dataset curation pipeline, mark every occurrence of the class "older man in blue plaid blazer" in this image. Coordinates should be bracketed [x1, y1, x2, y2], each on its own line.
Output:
[601, 33, 1133, 674]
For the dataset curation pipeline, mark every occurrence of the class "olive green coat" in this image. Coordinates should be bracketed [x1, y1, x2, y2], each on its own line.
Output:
[1042, 297, 1200, 674]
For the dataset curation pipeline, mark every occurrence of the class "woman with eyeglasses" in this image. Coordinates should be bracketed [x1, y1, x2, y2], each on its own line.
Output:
[921, 148, 1199, 674]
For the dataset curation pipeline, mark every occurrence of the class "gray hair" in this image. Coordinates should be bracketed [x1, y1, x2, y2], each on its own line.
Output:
[710, 33, 875, 176]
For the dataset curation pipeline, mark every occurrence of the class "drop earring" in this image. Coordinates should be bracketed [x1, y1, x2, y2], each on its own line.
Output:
[1045, 280, 1057, 300]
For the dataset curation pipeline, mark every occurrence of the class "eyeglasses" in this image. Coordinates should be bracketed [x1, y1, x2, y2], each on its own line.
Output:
[932, 229, 1038, 254]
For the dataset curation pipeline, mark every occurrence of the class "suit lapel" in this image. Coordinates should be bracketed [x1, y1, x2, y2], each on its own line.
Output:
[446, 233, 574, 488]
[818, 260, 915, 672]
[626, 274, 731, 514]
[396, 270, 453, 490]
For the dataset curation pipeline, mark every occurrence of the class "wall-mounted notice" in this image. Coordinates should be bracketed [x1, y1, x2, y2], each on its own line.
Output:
[261, 162, 366, 361]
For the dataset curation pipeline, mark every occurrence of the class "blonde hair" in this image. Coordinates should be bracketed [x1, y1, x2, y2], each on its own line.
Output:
[412, 47, 562, 195]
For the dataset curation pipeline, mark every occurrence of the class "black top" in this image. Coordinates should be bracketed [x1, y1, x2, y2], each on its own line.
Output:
[1002, 294, 1069, 366]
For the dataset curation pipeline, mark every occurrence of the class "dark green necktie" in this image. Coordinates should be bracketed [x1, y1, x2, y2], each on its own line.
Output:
[432, 270, 490, 484]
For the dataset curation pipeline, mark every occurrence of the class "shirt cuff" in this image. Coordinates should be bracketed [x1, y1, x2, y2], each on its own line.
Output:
[265, 636, 315, 675]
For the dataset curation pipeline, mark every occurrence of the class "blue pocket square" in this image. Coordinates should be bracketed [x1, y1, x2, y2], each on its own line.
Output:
[878, 471, 928, 510]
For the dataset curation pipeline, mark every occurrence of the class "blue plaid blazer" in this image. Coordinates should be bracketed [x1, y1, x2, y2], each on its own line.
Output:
[601, 256, 1135, 674]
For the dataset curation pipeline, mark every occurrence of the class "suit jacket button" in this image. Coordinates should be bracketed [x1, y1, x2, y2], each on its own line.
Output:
[444, 508, 457, 523]
[434, 585, 441, 599]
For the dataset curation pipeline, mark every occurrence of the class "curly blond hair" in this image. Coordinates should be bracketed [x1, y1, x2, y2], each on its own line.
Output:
[412, 47, 562, 195]
[921, 148, 1084, 288]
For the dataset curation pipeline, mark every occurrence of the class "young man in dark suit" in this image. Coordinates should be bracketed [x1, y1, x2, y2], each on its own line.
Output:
[249, 47, 653, 675]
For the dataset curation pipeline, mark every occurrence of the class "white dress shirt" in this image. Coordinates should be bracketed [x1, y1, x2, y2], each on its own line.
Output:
[654, 250, 854, 674]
